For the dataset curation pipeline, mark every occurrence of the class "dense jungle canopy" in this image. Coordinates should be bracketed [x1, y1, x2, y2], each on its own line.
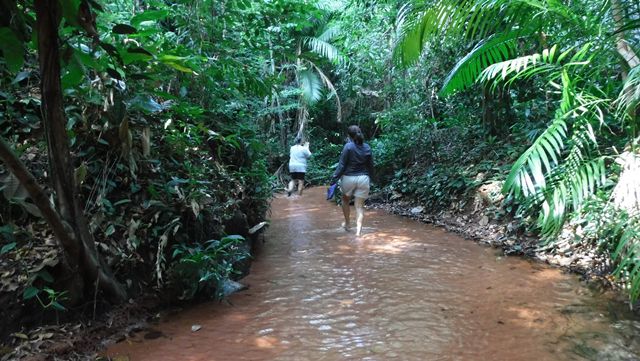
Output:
[2, 0, 640, 355]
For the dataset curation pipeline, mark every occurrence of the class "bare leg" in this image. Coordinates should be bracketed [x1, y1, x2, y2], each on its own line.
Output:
[287, 180, 295, 196]
[297, 179, 304, 196]
[354, 197, 365, 236]
[341, 194, 351, 231]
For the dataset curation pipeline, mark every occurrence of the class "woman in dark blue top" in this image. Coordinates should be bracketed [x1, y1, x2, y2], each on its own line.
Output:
[332, 125, 374, 236]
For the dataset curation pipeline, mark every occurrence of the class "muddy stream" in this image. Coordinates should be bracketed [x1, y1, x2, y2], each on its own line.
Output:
[105, 187, 640, 360]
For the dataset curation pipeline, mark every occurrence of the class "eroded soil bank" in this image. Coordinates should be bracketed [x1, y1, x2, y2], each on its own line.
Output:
[104, 187, 640, 361]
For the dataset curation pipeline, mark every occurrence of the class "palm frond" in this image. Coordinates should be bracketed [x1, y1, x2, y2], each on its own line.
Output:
[478, 43, 592, 88]
[394, 0, 539, 66]
[610, 215, 640, 303]
[538, 156, 607, 237]
[504, 114, 568, 199]
[504, 72, 608, 237]
[317, 25, 340, 42]
[440, 34, 519, 96]
[303, 37, 342, 63]
[298, 69, 323, 104]
[308, 61, 342, 122]
[616, 65, 640, 117]
[393, 0, 587, 67]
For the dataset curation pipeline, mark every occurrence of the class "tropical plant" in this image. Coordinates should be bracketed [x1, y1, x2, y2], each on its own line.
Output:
[393, 0, 640, 301]
[288, 9, 344, 138]
[170, 235, 249, 300]
[0, 0, 278, 319]
[394, 0, 637, 235]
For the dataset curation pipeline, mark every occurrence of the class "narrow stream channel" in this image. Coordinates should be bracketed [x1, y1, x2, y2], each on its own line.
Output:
[105, 187, 640, 361]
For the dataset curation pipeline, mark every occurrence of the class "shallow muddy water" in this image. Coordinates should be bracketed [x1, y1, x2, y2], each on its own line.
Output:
[105, 187, 640, 361]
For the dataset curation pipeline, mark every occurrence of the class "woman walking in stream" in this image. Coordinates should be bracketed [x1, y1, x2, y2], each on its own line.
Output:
[331, 125, 374, 236]
[287, 136, 312, 196]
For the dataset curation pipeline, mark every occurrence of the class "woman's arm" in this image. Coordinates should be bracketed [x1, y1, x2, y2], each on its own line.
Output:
[304, 143, 312, 158]
[331, 144, 350, 183]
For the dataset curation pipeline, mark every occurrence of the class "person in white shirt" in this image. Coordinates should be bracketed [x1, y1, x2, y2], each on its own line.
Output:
[287, 136, 312, 196]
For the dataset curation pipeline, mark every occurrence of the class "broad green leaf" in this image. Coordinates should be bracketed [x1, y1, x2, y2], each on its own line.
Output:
[23, 286, 39, 300]
[112, 24, 138, 35]
[19, 202, 43, 218]
[51, 301, 66, 311]
[131, 10, 169, 26]
[0, 27, 24, 73]
[59, 0, 80, 25]
[1, 242, 16, 254]
[37, 270, 54, 283]
[105, 224, 116, 236]
[61, 58, 84, 88]
[11, 71, 30, 84]
[221, 235, 245, 242]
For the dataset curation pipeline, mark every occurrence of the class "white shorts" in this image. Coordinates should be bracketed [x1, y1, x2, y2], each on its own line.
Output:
[341, 175, 370, 199]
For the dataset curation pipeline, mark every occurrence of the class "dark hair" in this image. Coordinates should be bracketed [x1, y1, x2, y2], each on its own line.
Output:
[294, 136, 302, 145]
[347, 125, 364, 145]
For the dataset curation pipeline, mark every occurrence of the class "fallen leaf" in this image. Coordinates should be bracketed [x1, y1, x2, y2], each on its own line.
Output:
[37, 332, 54, 340]
[410, 206, 424, 214]
[12, 333, 29, 340]
[191, 325, 202, 332]
[248, 221, 268, 235]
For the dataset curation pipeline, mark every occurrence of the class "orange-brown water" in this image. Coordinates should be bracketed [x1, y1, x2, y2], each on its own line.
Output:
[105, 187, 640, 361]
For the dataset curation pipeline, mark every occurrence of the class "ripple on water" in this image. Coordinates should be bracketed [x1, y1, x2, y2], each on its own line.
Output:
[104, 188, 640, 361]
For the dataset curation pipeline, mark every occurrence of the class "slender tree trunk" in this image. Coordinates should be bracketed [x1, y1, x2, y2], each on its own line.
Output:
[612, 0, 639, 126]
[482, 85, 497, 135]
[268, 36, 287, 148]
[0, 137, 81, 283]
[500, 87, 514, 131]
[612, 0, 640, 71]
[34, 0, 126, 303]
[295, 41, 307, 141]
[610, 0, 640, 215]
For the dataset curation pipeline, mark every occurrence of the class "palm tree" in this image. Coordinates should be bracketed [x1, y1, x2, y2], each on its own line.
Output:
[293, 11, 343, 139]
[394, 0, 640, 301]
[267, 9, 343, 144]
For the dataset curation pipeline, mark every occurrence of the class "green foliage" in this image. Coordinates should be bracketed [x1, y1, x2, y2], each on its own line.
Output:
[0, 28, 24, 73]
[573, 195, 640, 304]
[170, 235, 249, 300]
[392, 0, 630, 239]
[440, 34, 518, 96]
[0, 0, 288, 312]
[299, 69, 324, 103]
[22, 271, 69, 312]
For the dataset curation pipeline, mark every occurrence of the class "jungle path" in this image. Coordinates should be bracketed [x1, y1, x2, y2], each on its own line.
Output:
[105, 187, 640, 361]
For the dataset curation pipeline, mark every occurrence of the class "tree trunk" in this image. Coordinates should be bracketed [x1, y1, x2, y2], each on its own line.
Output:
[612, 0, 640, 71]
[482, 85, 498, 135]
[0, 137, 81, 290]
[612, 0, 639, 125]
[34, 0, 126, 303]
[610, 0, 640, 215]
